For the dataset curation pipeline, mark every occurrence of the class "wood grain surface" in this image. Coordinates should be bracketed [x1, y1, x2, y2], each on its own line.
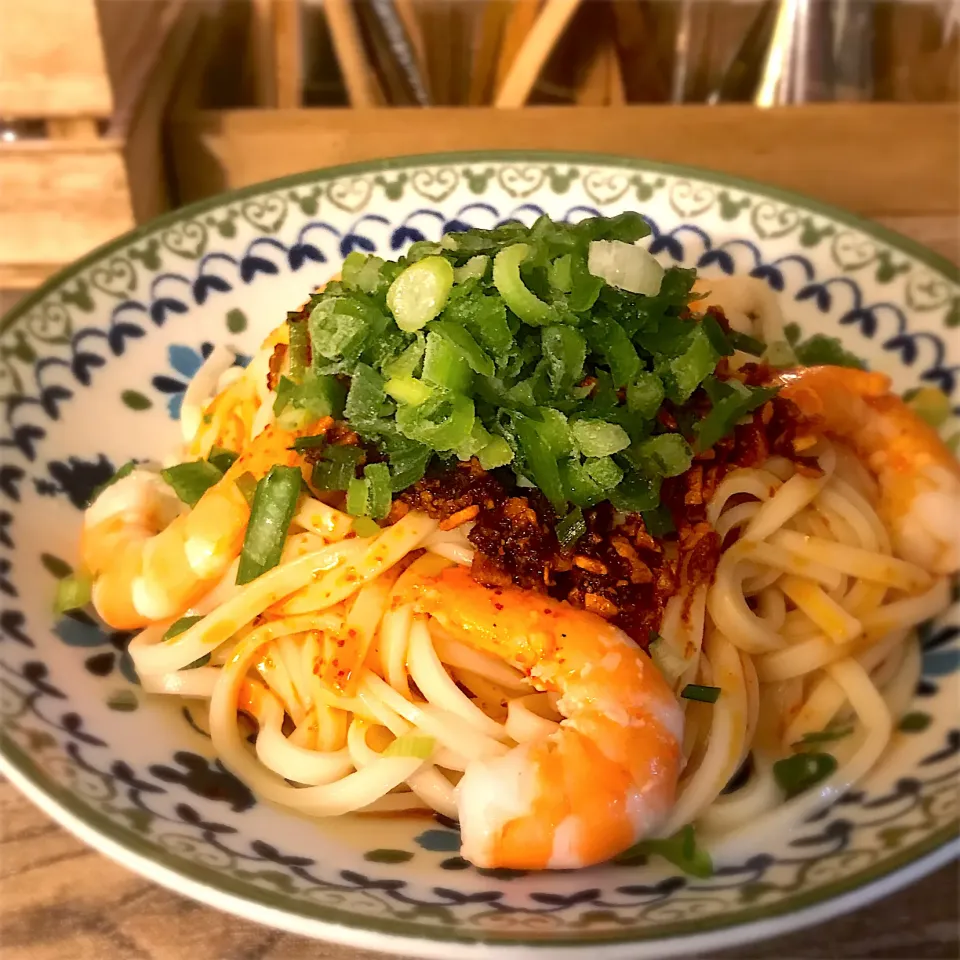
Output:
[2, 119, 958, 960]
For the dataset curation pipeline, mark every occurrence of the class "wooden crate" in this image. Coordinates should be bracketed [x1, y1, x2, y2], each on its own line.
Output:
[166, 5, 959, 221]
[0, 0, 199, 288]
[168, 100, 960, 220]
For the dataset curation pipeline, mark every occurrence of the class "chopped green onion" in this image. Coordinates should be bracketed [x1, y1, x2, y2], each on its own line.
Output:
[364, 462, 393, 520]
[162, 615, 204, 642]
[898, 711, 932, 733]
[648, 636, 689, 685]
[561, 459, 606, 508]
[585, 456, 623, 490]
[477, 435, 513, 469]
[382, 336, 425, 380]
[641, 504, 675, 537]
[762, 339, 798, 369]
[54, 573, 92, 615]
[454, 254, 489, 284]
[429, 320, 495, 377]
[537, 408, 574, 459]
[656, 325, 720, 403]
[632, 434, 693, 479]
[383, 734, 435, 759]
[784, 323, 866, 370]
[312, 445, 364, 492]
[88, 460, 136, 505]
[512, 412, 566, 511]
[346, 476, 370, 517]
[207, 446, 239, 473]
[383, 435, 433, 491]
[291, 434, 328, 451]
[616, 824, 713, 878]
[235, 472, 257, 505]
[609, 474, 661, 514]
[555, 506, 586, 547]
[906, 386, 952, 428]
[773, 751, 837, 799]
[626, 373, 665, 420]
[571, 419, 630, 458]
[236, 465, 302, 585]
[493, 243, 552, 325]
[396, 390, 475, 451]
[699, 313, 733, 357]
[352, 516, 381, 537]
[695, 383, 779, 453]
[541, 324, 587, 393]
[729, 329, 767, 356]
[161, 459, 224, 507]
[387, 256, 455, 332]
[792, 725, 853, 749]
[385, 376, 434, 407]
[680, 683, 721, 703]
[590, 317, 641, 387]
[287, 315, 310, 382]
[344, 363, 389, 433]
[422, 330, 473, 392]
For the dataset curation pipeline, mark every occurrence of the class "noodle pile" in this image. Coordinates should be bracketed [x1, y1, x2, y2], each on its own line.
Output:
[78, 243, 952, 864]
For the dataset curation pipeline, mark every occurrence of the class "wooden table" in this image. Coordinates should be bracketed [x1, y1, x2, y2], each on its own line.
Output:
[3, 105, 959, 959]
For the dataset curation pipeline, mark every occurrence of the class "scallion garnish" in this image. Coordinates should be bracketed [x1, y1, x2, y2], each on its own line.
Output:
[312, 445, 365, 492]
[346, 477, 370, 517]
[161, 460, 224, 507]
[727, 329, 766, 356]
[680, 683, 721, 704]
[207, 446, 238, 473]
[792, 725, 853, 749]
[88, 459, 137, 506]
[235, 472, 257, 505]
[555, 506, 586, 547]
[287, 314, 310, 382]
[236, 465, 302, 585]
[162, 615, 204, 642]
[772, 751, 837, 799]
[54, 573, 92, 615]
[291, 214, 867, 518]
[352, 516, 380, 538]
[364, 462, 393, 520]
[291, 434, 328, 451]
[615, 824, 713, 878]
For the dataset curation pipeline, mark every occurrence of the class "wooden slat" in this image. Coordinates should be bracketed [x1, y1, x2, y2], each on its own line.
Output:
[0, 143, 133, 285]
[0, 0, 112, 117]
[169, 103, 960, 218]
[45, 118, 100, 140]
[273, 0, 303, 109]
[249, 0, 278, 107]
[324, 0, 379, 107]
[122, 1, 201, 222]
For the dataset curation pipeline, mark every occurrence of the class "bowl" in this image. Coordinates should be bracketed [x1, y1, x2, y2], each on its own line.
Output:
[1, 151, 957, 959]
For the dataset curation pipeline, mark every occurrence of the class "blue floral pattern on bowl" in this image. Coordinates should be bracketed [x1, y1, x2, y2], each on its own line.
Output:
[0, 154, 957, 958]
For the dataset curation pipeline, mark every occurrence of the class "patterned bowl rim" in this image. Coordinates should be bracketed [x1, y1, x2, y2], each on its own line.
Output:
[2, 150, 958, 958]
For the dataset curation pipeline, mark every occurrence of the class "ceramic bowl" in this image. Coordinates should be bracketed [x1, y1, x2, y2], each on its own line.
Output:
[1, 152, 957, 959]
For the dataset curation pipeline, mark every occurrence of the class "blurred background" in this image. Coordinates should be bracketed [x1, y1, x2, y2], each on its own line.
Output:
[0, 0, 958, 295]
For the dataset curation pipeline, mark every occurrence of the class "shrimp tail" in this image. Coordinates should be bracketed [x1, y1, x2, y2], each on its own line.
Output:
[775, 365, 960, 574]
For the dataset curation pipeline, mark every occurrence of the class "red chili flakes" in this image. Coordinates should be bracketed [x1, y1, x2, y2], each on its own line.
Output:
[267, 342, 288, 391]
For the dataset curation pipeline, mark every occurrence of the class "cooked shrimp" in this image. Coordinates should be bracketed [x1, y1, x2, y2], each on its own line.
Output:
[691, 276, 784, 345]
[776, 365, 960, 574]
[82, 418, 331, 629]
[413, 566, 683, 869]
